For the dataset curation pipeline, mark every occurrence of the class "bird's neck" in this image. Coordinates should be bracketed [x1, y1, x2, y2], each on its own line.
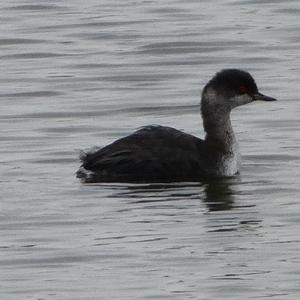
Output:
[201, 91, 237, 153]
[200, 89, 241, 176]
[203, 116, 236, 152]
[203, 112, 236, 152]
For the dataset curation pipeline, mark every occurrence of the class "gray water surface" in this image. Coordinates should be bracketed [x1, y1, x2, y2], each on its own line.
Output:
[1, 0, 300, 299]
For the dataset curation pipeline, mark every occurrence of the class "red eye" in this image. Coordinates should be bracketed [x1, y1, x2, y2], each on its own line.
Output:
[239, 85, 247, 94]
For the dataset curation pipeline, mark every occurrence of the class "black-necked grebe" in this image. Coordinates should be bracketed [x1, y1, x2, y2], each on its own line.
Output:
[77, 69, 276, 183]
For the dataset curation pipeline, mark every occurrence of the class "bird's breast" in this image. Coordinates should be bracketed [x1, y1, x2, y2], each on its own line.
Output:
[217, 140, 240, 176]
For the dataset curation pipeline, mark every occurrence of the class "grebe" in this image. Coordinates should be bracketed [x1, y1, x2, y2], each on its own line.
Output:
[77, 69, 276, 183]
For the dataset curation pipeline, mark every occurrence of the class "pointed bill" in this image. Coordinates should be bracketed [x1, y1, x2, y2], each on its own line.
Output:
[253, 92, 277, 101]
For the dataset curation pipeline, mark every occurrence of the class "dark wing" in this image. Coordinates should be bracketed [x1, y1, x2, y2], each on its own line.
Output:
[77, 125, 208, 182]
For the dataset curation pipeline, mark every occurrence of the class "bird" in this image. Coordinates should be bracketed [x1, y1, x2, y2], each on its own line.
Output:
[77, 69, 276, 183]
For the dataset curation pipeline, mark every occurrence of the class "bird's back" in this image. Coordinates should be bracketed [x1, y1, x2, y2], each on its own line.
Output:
[77, 125, 211, 183]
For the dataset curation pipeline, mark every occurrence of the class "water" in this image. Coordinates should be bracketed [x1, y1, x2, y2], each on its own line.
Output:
[1, 0, 300, 299]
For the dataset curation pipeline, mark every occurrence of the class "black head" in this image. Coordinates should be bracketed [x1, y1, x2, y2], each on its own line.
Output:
[207, 69, 258, 97]
[202, 69, 277, 107]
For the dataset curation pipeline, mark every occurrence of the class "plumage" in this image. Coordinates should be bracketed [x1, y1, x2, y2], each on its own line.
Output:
[77, 69, 276, 183]
[77, 125, 211, 182]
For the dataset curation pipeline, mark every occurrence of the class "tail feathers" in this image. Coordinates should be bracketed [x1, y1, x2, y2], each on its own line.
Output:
[77, 148, 137, 183]
[79, 147, 100, 166]
[77, 149, 100, 182]
[79, 150, 87, 162]
[76, 167, 96, 182]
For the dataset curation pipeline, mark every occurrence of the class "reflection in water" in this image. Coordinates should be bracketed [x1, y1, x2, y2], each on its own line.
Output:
[105, 177, 240, 212]
[202, 178, 237, 211]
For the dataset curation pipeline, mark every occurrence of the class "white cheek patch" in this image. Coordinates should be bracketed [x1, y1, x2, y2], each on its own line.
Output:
[232, 94, 253, 107]
[204, 89, 252, 110]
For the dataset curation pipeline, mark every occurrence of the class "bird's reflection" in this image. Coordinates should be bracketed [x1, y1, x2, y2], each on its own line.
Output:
[201, 177, 238, 211]
[104, 176, 240, 212]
